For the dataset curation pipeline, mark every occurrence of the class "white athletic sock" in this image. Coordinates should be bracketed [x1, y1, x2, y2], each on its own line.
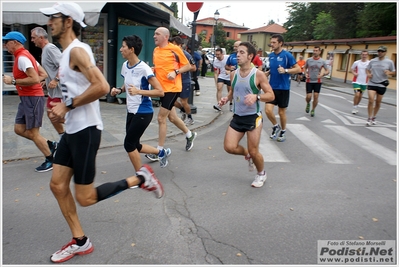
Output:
[185, 130, 192, 138]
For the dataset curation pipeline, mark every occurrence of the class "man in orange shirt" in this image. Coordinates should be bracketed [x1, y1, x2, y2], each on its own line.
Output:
[296, 55, 306, 85]
[146, 27, 197, 162]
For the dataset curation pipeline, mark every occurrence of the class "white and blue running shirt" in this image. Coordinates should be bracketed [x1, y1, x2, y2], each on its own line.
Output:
[121, 60, 155, 114]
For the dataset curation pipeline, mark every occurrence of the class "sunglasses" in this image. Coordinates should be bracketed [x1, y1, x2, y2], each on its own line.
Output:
[377, 50, 386, 53]
[49, 14, 64, 20]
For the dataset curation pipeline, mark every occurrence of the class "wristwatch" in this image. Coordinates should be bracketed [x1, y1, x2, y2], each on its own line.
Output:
[55, 77, 60, 82]
[174, 69, 180, 75]
[11, 79, 16, 85]
[65, 98, 75, 110]
[285, 69, 288, 74]
[257, 95, 261, 101]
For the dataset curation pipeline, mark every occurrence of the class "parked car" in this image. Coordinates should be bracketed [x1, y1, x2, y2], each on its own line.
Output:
[260, 57, 270, 72]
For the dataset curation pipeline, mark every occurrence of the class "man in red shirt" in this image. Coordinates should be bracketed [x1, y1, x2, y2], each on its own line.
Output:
[2, 31, 57, 172]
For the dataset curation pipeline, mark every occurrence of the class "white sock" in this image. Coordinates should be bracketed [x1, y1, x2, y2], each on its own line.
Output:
[157, 146, 163, 151]
[185, 130, 192, 138]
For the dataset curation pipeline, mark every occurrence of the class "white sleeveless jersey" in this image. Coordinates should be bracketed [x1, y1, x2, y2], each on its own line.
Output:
[59, 39, 103, 134]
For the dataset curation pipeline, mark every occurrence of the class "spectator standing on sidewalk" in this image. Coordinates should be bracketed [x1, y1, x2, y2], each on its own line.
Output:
[146, 27, 197, 161]
[350, 50, 370, 114]
[218, 42, 274, 188]
[187, 44, 202, 96]
[110, 35, 169, 168]
[171, 36, 197, 126]
[30, 26, 65, 139]
[303, 46, 329, 117]
[2, 31, 57, 173]
[40, 3, 164, 263]
[365, 45, 396, 126]
[200, 49, 210, 77]
[213, 48, 232, 112]
[265, 34, 300, 142]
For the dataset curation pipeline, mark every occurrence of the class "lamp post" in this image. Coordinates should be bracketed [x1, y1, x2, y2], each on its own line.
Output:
[211, 6, 230, 67]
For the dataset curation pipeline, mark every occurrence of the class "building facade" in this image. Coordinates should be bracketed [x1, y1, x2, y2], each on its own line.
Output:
[284, 36, 397, 90]
[238, 24, 286, 57]
[2, 2, 191, 94]
[195, 17, 249, 44]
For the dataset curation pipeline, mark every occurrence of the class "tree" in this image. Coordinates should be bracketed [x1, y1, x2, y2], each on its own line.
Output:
[312, 11, 335, 40]
[283, 2, 314, 41]
[214, 22, 228, 48]
[170, 2, 178, 18]
[283, 2, 396, 40]
[169, 2, 179, 37]
[357, 3, 397, 37]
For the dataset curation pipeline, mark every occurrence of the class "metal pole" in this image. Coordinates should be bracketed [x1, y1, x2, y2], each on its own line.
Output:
[188, 10, 200, 114]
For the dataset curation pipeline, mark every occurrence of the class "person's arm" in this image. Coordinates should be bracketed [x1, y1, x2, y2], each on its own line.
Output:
[243, 69, 274, 105]
[69, 47, 109, 107]
[127, 76, 164, 98]
[321, 62, 329, 77]
[304, 61, 309, 78]
[219, 71, 235, 106]
[13, 67, 42, 86]
[37, 64, 48, 83]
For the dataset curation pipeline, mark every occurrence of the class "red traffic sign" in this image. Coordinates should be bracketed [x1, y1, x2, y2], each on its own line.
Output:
[186, 2, 203, 13]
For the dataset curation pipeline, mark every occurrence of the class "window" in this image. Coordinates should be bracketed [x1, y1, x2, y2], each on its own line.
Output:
[339, 54, 348, 71]
[247, 35, 253, 42]
[201, 30, 207, 35]
[226, 32, 230, 38]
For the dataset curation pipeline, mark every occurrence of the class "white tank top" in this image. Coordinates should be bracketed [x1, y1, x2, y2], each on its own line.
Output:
[59, 39, 103, 134]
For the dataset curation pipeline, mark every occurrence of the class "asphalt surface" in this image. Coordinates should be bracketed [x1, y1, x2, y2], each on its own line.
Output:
[1, 77, 397, 265]
[1, 77, 396, 162]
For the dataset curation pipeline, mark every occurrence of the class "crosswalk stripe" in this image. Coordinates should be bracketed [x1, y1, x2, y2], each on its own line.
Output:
[288, 124, 353, 164]
[260, 129, 290, 162]
[325, 125, 397, 166]
[366, 127, 397, 141]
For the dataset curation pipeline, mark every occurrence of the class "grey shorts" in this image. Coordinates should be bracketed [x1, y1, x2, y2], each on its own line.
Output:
[15, 96, 45, 130]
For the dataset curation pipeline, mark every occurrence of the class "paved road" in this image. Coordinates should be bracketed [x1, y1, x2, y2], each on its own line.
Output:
[1, 77, 397, 265]
[2, 77, 396, 162]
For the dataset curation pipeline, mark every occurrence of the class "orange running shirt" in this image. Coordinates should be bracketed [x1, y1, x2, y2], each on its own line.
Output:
[153, 43, 189, 93]
[297, 59, 306, 71]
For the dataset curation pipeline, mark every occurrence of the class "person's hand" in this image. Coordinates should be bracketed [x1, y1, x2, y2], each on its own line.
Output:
[244, 94, 257, 106]
[219, 97, 228, 106]
[48, 79, 58, 89]
[277, 65, 285, 74]
[127, 84, 141, 95]
[50, 101, 67, 123]
[2, 74, 12, 85]
[167, 71, 176, 80]
[110, 87, 121, 96]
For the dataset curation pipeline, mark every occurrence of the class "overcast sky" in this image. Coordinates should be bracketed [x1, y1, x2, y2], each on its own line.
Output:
[164, 1, 290, 29]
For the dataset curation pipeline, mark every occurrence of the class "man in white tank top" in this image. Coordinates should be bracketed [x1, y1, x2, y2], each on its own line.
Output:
[40, 2, 164, 263]
[219, 42, 274, 188]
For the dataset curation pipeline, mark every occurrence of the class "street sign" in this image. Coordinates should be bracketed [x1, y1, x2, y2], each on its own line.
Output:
[186, 2, 203, 13]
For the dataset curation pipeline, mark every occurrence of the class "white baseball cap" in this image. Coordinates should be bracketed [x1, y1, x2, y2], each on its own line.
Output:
[40, 2, 87, 27]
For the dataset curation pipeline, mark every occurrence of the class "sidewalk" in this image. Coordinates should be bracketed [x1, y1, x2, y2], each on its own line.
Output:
[1, 77, 396, 161]
[1, 77, 224, 161]
[322, 79, 397, 106]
